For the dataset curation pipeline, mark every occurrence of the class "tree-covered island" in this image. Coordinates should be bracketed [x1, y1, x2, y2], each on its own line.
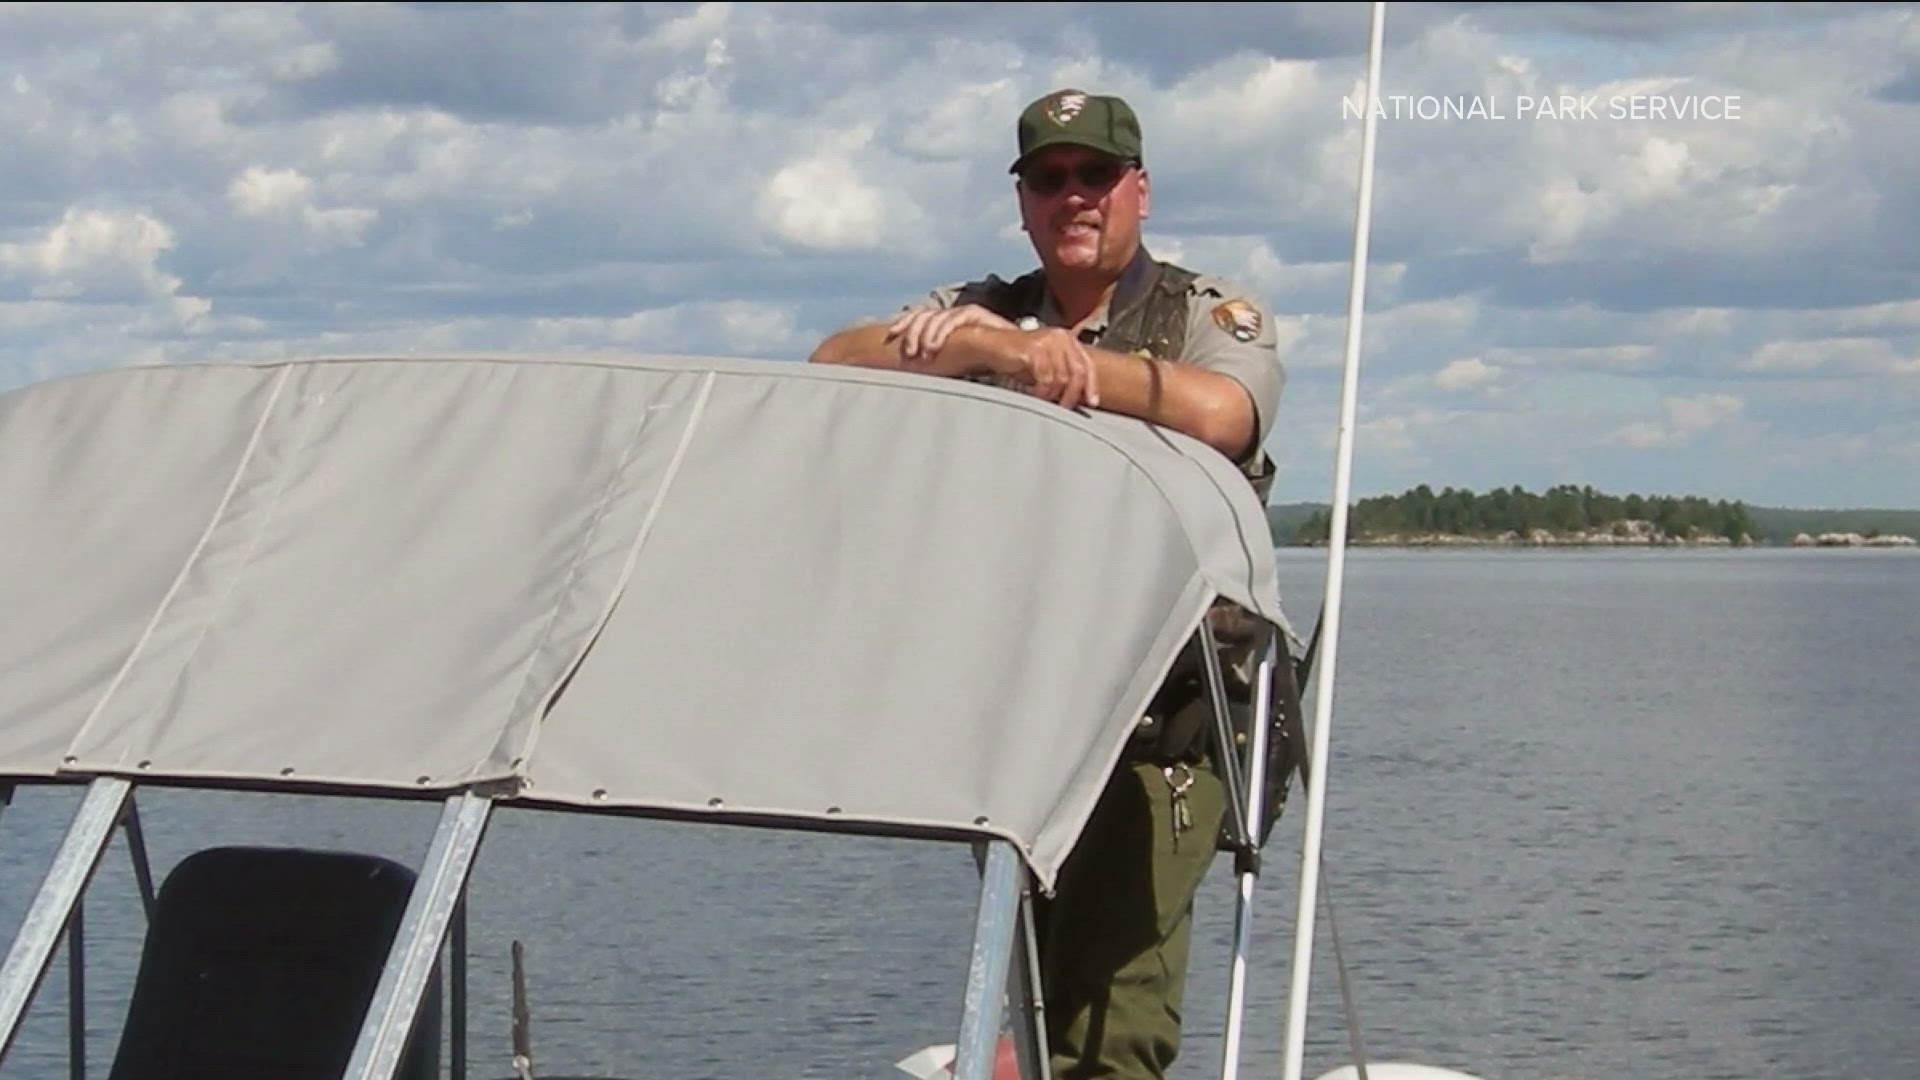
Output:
[1291, 484, 1757, 546]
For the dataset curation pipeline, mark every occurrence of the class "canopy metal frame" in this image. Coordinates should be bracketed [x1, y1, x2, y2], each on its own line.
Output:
[0, 618, 1287, 1080]
[0, 778, 132, 1063]
[0, 782, 161, 1076]
[344, 792, 493, 1080]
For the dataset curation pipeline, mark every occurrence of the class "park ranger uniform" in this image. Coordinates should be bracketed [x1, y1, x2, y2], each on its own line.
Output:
[906, 247, 1285, 1080]
[914, 246, 1283, 493]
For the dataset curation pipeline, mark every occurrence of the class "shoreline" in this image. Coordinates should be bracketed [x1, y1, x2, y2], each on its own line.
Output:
[1284, 530, 1919, 550]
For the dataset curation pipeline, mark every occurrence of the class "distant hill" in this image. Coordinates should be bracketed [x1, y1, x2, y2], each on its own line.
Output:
[1284, 484, 1756, 545]
[1743, 506, 1920, 545]
[1267, 489, 1920, 546]
[1266, 502, 1325, 544]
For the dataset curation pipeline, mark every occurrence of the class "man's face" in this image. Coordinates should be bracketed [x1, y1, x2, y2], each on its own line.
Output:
[1016, 145, 1150, 279]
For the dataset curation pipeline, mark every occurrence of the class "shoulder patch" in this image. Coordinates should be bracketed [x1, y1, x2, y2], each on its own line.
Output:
[1211, 299, 1262, 342]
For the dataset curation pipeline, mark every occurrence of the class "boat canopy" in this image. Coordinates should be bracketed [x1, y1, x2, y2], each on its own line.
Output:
[0, 355, 1288, 888]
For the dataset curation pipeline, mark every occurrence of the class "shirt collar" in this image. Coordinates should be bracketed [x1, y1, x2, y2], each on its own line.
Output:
[1035, 246, 1157, 336]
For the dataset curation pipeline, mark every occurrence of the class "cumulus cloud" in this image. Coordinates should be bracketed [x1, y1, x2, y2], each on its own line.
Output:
[1357, 411, 1422, 457]
[1666, 392, 1745, 432]
[228, 166, 379, 242]
[0, 3, 1915, 507]
[1743, 337, 1920, 376]
[1490, 344, 1659, 371]
[0, 208, 189, 303]
[230, 166, 312, 216]
[1827, 298, 1920, 334]
[1434, 357, 1499, 390]
[531, 300, 808, 357]
[1606, 421, 1673, 450]
[758, 155, 893, 252]
[1604, 393, 1746, 448]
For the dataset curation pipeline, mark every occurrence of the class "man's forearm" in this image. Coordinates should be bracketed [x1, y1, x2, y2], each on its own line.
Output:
[1078, 346, 1257, 461]
[811, 323, 1256, 460]
[810, 322, 1014, 380]
[808, 324, 900, 368]
[807, 323, 990, 379]
[944, 328, 1257, 460]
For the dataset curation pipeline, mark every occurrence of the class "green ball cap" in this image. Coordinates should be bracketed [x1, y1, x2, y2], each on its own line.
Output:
[1010, 89, 1143, 173]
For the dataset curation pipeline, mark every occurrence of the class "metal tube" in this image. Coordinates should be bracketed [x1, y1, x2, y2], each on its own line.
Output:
[120, 797, 157, 921]
[955, 841, 1021, 1080]
[1007, 883, 1051, 1080]
[1283, 6, 1387, 1080]
[451, 895, 468, 1080]
[1219, 641, 1277, 1080]
[1196, 621, 1252, 851]
[343, 792, 492, 1080]
[67, 903, 83, 1080]
[0, 777, 132, 1064]
[510, 940, 533, 1080]
[1245, 639, 1279, 839]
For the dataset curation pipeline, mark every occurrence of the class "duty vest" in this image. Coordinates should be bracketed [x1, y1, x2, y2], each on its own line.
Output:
[970, 261, 1200, 365]
[970, 261, 1278, 511]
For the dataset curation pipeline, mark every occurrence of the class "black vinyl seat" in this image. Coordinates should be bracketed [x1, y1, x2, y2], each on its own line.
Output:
[107, 846, 439, 1080]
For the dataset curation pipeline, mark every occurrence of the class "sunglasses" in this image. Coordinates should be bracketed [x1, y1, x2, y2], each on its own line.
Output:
[1021, 159, 1133, 197]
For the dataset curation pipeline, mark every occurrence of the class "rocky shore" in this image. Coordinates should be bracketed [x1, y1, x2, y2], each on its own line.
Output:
[1320, 519, 1753, 547]
[1790, 532, 1919, 547]
[1335, 532, 1743, 547]
[1297, 528, 1920, 548]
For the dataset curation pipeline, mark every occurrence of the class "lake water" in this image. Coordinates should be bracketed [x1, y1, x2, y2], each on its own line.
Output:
[2, 548, 1915, 1079]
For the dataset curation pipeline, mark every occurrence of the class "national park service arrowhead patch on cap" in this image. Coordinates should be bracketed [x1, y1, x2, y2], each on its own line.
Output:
[1212, 299, 1262, 342]
[1045, 91, 1088, 126]
[1011, 89, 1143, 172]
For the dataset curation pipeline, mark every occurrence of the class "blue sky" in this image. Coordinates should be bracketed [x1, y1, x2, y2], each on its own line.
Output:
[2, 2, 1916, 508]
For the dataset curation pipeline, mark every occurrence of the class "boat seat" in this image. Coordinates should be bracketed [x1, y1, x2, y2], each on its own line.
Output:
[107, 845, 440, 1080]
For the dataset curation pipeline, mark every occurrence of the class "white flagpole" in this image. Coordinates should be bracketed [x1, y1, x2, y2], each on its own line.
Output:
[1282, 4, 1387, 1080]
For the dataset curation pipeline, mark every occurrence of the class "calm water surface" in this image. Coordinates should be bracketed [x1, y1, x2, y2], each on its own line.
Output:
[2, 549, 1915, 1079]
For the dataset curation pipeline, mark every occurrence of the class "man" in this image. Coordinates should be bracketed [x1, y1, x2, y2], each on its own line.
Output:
[811, 89, 1284, 1080]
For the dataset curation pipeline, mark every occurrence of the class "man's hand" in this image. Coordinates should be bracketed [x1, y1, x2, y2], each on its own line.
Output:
[883, 307, 1099, 411]
[813, 303, 1257, 461]
[887, 304, 1016, 362]
[822, 308, 1126, 419]
[998, 327, 1101, 411]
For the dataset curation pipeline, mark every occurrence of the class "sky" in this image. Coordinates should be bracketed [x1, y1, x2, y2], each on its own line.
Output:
[2, 2, 1917, 509]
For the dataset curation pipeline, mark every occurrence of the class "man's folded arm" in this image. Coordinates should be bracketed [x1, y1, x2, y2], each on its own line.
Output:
[1078, 346, 1258, 462]
[811, 322, 1256, 461]
[808, 323, 905, 368]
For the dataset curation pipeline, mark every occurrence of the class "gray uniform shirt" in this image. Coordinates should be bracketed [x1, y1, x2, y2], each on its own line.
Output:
[907, 249, 1285, 474]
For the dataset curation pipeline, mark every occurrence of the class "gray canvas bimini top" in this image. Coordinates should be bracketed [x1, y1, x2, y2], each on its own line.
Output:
[0, 356, 1289, 888]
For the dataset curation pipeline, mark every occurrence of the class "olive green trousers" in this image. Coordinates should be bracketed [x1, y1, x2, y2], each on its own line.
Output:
[1034, 759, 1227, 1080]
